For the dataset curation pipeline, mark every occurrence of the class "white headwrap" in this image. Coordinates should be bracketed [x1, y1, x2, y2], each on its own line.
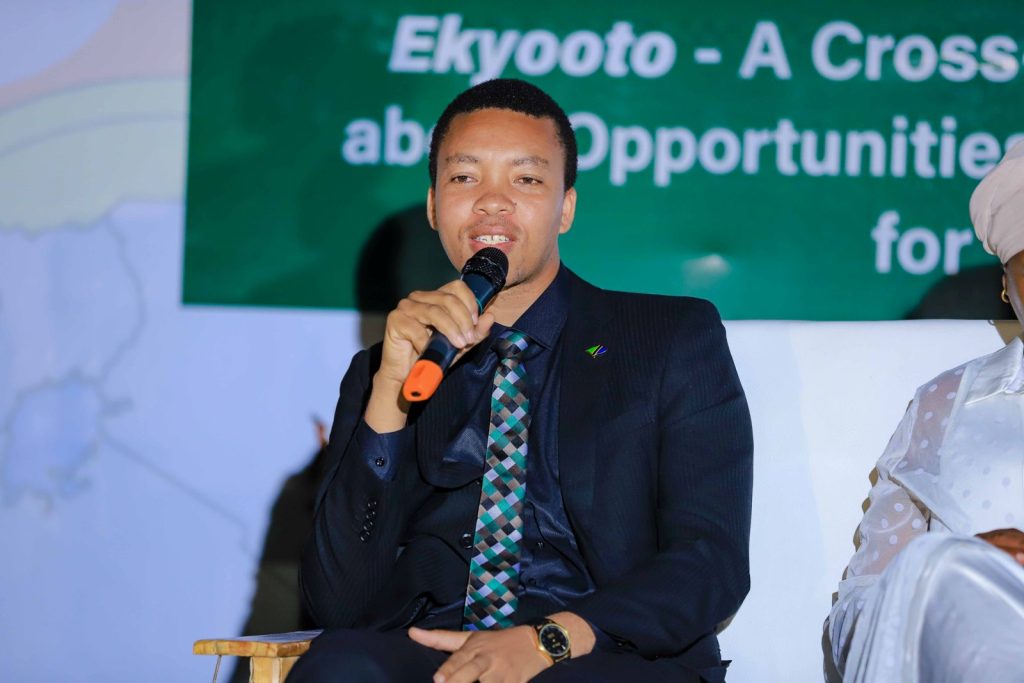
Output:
[970, 140, 1024, 264]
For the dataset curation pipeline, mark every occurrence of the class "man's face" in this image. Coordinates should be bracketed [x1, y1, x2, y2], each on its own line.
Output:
[427, 108, 576, 293]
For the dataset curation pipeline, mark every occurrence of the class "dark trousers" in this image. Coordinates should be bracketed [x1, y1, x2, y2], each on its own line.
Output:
[287, 629, 706, 682]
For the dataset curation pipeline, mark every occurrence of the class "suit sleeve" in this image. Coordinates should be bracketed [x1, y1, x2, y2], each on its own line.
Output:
[568, 301, 754, 657]
[299, 346, 424, 628]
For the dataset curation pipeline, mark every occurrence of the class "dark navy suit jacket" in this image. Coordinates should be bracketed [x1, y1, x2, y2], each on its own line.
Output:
[301, 268, 753, 675]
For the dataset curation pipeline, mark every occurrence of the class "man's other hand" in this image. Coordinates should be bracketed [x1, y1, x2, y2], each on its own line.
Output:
[976, 527, 1024, 565]
[408, 625, 550, 683]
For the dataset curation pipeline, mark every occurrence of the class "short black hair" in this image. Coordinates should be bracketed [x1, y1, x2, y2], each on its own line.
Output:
[428, 79, 577, 191]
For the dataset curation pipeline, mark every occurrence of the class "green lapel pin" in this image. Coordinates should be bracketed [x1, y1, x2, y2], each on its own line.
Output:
[585, 344, 607, 358]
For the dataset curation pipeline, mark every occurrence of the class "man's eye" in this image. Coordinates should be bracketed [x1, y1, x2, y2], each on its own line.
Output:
[517, 176, 542, 185]
[450, 175, 473, 183]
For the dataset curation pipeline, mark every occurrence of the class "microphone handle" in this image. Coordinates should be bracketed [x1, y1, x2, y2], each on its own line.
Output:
[402, 332, 461, 402]
[417, 333, 459, 372]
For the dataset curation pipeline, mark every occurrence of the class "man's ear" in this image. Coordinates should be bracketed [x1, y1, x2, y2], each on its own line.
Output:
[426, 186, 437, 231]
[559, 187, 577, 235]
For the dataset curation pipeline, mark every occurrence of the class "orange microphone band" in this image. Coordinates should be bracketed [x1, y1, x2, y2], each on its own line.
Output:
[402, 359, 445, 402]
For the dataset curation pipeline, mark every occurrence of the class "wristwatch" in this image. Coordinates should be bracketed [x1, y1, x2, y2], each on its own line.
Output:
[532, 618, 571, 664]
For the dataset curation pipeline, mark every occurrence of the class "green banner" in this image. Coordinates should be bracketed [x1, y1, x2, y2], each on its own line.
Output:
[185, 1, 1024, 319]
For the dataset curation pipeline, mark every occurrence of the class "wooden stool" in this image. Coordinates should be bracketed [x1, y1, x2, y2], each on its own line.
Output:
[194, 630, 322, 683]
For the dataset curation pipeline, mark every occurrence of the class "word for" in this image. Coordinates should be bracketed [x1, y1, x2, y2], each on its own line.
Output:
[870, 210, 974, 276]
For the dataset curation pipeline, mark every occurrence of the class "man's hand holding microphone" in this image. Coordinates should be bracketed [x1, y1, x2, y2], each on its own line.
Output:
[363, 248, 508, 434]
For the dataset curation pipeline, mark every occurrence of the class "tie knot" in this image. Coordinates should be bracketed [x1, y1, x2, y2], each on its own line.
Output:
[495, 330, 529, 361]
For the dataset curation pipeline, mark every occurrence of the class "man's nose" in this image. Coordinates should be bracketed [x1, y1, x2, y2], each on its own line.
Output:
[473, 186, 515, 215]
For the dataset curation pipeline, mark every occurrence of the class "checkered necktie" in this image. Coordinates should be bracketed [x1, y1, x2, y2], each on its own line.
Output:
[462, 330, 531, 630]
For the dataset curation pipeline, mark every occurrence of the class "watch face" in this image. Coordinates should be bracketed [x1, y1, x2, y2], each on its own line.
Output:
[539, 624, 570, 657]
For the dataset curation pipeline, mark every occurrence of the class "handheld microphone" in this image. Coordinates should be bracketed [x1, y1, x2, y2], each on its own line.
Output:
[402, 247, 509, 402]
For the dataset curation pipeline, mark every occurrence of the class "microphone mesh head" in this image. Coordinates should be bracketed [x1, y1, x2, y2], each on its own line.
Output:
[461, 247, 508, 290]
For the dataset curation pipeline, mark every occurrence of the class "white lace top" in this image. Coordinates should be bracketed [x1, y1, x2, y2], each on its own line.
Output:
[829, 337, 1024, 666]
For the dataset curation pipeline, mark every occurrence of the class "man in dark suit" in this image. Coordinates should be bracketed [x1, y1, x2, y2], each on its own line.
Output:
[293, 79, 753, 683]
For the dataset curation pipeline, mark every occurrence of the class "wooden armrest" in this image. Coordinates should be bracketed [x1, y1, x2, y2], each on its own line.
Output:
[194, 630, 322, 683]
[193, 630, 322, 658]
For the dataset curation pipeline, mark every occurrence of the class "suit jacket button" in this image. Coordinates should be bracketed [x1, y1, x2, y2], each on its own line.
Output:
[366, 499, 378, 510]
[460, 532, 474, 549]
[374, 457, 386, 468]
[363, 520, 375, 532]
[359, 530, 370, 542]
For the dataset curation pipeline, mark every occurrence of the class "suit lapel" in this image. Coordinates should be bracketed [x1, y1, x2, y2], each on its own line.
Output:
[557, 273, 615, 557]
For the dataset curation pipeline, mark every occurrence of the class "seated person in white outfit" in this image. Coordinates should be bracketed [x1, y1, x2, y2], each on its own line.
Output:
[825, 141, 1024, 683]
